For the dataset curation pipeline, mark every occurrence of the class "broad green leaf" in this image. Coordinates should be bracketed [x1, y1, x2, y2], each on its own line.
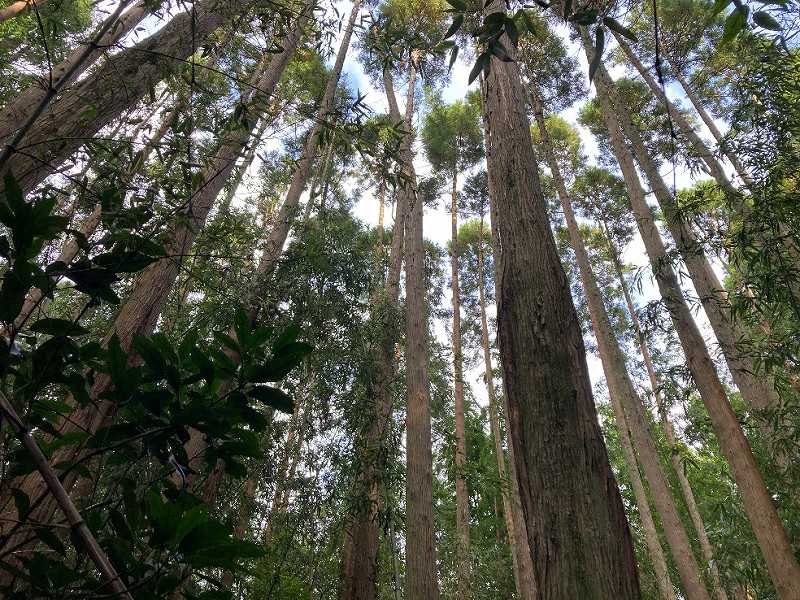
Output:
[602, 17, 638, 42]
[753, 10, 781, 30]
[29, 318, 90, 337]
[248, 385, 294, 413]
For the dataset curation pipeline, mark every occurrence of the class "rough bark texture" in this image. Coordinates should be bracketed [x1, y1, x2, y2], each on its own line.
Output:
[402, 53, 441, 600]
[450, 172, 472, 600]
[336, 65, 411, 600]
[602, 38, 779, 415]
[476, 217, 537, 600]
[0, 0, 252, 195]
[0, 0, 150, 143]
[478, 7, 640, 597]
[0, 21, 303, 564]
[586, 45, 800, 598]
[604, 227, 728, 600]
[533, 93, 705, 600]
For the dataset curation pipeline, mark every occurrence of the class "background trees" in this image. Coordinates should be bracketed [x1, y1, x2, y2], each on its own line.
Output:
[1, 0, 798, 598]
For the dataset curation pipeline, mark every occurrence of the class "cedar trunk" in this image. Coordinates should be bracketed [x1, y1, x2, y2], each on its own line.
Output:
[0, 0, 254, 195]
[532, 93, 701, 600]
[603, 225, 729, 600]
[403, 52, 441, 600]
[478, 6, 640, 597]
[450, 172, 472, 600]
[336, 65, 412, 600]
[476, 216, 537, 600]
[586, 43, 800, 598]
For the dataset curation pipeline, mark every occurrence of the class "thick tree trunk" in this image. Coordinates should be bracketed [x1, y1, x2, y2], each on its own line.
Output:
[0, 0, 253, 195]
[0, 0, 150, 143]
[402, 52, 441, 600]
[585, 40, 800, 598]
[0, 20, 304, 565]
[336, 66, 411, 600]
[478, 6, 640, 597]
[603, 225, 728, 600]
[532, 91, 703, 600]
[476, 217, 537, 600]
[449, 172, 472, 600]
[593, 40, 779, 415]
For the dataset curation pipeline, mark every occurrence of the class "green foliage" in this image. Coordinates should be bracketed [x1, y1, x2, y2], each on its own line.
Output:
[420, 95, 483, 178]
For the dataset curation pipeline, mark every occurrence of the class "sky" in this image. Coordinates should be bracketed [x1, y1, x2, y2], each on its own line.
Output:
[228, 1, 737, 411]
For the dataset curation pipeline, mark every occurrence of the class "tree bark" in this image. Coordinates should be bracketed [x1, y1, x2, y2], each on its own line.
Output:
[532, 91, 701, 600]
[612, 34, 736, 196]
[0, 0, 150, 143]
[0, 19, 304, 564]
[603, 223, 728, 600]
[478, 5, 640, 597]
[449, 171, 472, 600]
[585, 39, 800, 598]
[0, 0, 48, 23]
[180, 0, 361, 499]
[594, 40, 779, 415]
[476, 216, 537, 600]
[336, 65, 411, 600]
[668, 65, 752, 186]
[401, 51, 441, 600]
[0, 0, 253, 195]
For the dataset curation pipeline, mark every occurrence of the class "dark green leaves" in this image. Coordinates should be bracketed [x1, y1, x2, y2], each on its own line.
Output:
[444, 13, 463, 40]
[29, 318, 90, 337]
[722, 5, 749, 43]
[247, 385, 294, 413]
[588, 26, 605, 83]
[468, 52, 489, 85]
[753, 10, 781, 31]
[602, 17, 638, 42]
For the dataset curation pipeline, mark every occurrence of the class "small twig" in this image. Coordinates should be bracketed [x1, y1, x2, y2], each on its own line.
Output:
[0, 390, 133, 599]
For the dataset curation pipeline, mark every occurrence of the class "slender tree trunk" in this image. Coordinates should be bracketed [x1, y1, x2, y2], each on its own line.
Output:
[612, 34, 736, 195]
[401, 51, 441, 600]
[0, 20, 304, 564]
[337, 66, 411, 600]
[219, 114, 272, 214]
[0, 0, 150, 142]
[532, 91, 704, 600]
[603, 224, 728, 600]
[585, 39, 800, 598]
[0, 0, 254, 195]
[476, 216, 537, 600]
[221, 474, 259, 586]
[593, 41, 779, 415]
[239, 1, 361, 307]
[668, 66, 752, 186]
[180, 0, 361, 500]
[449, 171, 472, 600]
[478, 6, 640, 597]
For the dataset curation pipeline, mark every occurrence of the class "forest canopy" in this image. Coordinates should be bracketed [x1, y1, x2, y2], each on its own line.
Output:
[0, 0, 798, 598]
